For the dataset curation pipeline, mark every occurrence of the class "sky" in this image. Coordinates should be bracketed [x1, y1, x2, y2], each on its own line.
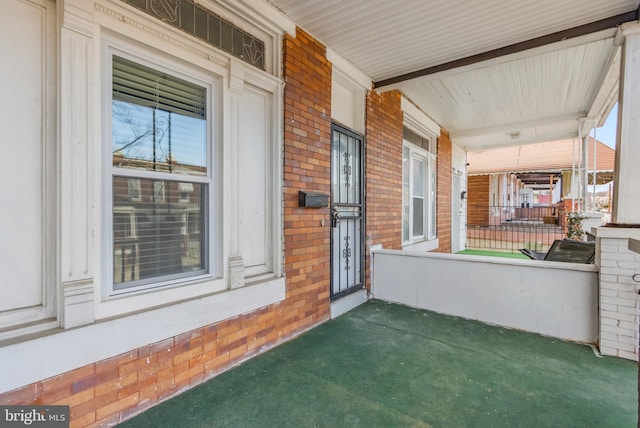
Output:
[594, 103, 618, 149]
[592, 103, 618, 193]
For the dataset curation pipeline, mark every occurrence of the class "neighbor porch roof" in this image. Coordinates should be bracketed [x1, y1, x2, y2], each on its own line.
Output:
[266, 0, 640, 150]
[467, 137, 616, 175]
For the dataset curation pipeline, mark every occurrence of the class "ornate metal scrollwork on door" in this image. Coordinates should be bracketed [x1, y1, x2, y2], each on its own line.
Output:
[343, 152, 352, 188]
[342, 234, 352, 271]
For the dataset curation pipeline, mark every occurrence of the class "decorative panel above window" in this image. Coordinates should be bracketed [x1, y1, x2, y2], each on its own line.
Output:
[121, 0, 265, 70]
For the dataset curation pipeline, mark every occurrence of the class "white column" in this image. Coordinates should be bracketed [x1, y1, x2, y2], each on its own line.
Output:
[612, 21, 640, 224]
[59, 0, 95, 328]
[227, 59, 245, 289]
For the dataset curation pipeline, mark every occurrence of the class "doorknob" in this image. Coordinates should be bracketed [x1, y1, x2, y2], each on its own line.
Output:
[331, 208, 340, 227]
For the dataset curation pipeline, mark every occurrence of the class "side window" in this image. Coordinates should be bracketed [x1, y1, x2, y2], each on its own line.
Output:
[108, 53, 213, 292]
[402, 127, 437, 244]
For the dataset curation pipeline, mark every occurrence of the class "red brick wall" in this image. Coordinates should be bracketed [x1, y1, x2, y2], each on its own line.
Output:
[435, 129, 452, 253]
[467, 175, 491, 225]
[0, 27, 332, 427]
[281, 26, 332, 323]
[364, 90, 404, 287]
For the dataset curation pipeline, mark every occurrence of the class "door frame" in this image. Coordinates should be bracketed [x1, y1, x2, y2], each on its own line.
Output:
[330, 122, 365, 301]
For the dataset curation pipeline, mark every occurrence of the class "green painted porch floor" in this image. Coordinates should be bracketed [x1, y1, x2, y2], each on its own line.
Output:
[456, 249, 530, 259]
[120, 300, 637, 428]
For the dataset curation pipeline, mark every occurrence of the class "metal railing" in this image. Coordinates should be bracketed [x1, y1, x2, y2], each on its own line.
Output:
[466, 205, 567, 253]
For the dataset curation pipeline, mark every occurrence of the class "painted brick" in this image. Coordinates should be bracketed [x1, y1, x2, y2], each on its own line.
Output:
[600, 281, 634, 291]
[618, 320, 639, 333]
[600, 288, 618, 297]
[600, 339, 636, 353]
[600, 331, 618, 341]
[617, 290, 639, 300]
[601, 324, 635, 337]
[601, 310, 637, 322]
[618, 350, 639, 361]
[618, 260, 640, 269]
[601, 296, 636, 307]
[618, 275, 640, 285]
[599, 345, 616, 356]
[600, 244, 620, 253]
[600, 302, 619, 311]
[610, 252, 638, 262]
[617, 305, 639, 315]
[618, 334, 639, 345]
[599, 259, 619, 268]
[600, 266, 637, 276]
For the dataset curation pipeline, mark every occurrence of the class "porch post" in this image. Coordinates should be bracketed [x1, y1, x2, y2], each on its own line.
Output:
[59, 0, 96, 328]
[593, 21, 640, 361]
[612, 21, 640, 225]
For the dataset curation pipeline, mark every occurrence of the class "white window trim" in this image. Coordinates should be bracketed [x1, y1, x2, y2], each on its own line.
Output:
[402, 97, 440, 250]
[403, 142, 437, 246]
[93, 6, 284, 319]
[0, 276, 285, 395]
[101, 35, 222, 300]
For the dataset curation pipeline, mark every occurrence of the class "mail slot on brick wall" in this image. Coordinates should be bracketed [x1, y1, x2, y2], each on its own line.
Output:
[299, 191, 329, 208]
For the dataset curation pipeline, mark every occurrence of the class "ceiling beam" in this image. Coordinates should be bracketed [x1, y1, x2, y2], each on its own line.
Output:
[374, 11, 637, 88]
[450, 112, 586, 139]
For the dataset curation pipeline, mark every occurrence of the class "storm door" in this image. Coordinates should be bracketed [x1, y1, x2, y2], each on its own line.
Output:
[330, 124, 364, 300]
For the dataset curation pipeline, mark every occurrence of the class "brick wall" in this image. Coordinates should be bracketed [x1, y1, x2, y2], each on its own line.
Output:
[281, 26, 333, 324]
[435, 129, 452, 253]
[595, 229, 640, 361]
[364, 90, 403, 287]
[0, 26, 332, 427]
[467, 175, 490, 225]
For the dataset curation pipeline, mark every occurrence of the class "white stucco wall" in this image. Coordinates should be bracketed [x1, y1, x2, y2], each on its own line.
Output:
[373, 250, 598, 343]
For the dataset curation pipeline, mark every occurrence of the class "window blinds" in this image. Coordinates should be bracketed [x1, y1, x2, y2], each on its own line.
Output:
[112, 55, 206, 119]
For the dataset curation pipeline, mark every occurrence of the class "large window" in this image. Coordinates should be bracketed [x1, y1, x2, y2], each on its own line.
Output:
[402, 127, 436, 244]
[108, 53, 213, 292]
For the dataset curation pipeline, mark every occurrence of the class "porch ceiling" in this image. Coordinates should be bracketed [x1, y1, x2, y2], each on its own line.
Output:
[266, 0, 640, 150]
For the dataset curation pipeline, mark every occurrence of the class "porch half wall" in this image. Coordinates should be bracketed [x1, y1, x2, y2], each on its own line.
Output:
[372, 250, 598, 343]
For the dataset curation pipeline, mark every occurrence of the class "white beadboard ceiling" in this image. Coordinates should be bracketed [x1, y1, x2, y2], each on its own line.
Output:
[266, 0, 639, 150]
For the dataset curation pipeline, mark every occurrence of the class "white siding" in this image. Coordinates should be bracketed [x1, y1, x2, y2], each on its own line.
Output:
[0, 0, 47, 312]
[240, 85, 271, 275]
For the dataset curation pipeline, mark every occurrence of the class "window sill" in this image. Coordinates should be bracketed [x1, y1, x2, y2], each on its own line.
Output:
[0, 276, 285, 394]
[402, 238, 439, 252]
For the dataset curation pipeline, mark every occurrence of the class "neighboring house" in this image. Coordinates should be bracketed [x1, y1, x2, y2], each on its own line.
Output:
[467, 137, 615, 225]
[2, 0, 639, 426]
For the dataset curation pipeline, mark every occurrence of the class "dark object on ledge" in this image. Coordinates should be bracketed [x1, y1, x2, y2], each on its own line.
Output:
[520, 239, 595, 264]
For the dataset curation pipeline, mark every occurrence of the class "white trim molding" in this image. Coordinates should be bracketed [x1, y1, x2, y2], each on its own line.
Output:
[0, 277, 285, 394]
